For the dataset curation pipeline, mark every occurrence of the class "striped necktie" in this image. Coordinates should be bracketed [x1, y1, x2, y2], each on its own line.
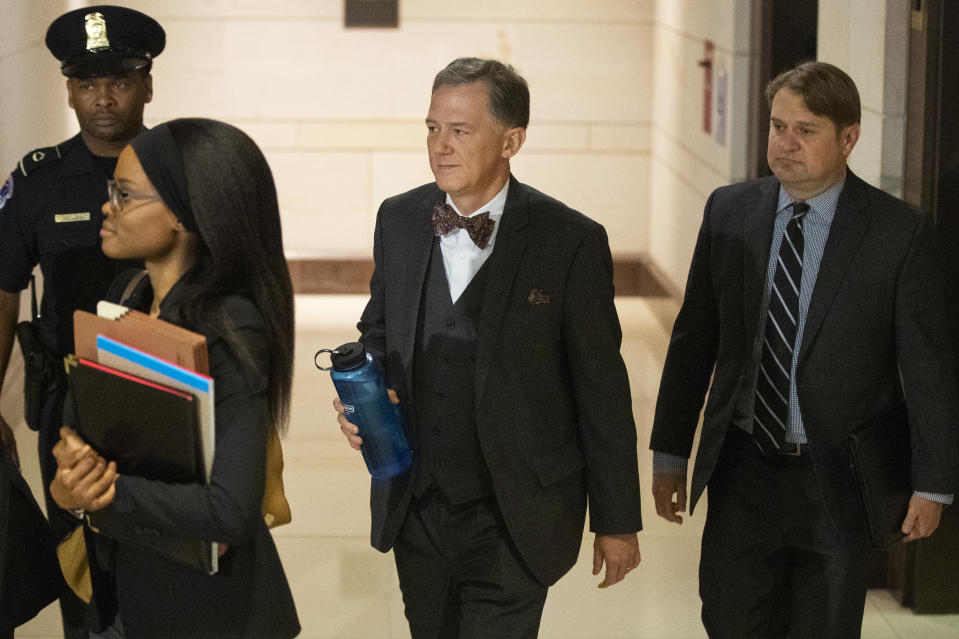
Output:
[753, 201, 809, 454]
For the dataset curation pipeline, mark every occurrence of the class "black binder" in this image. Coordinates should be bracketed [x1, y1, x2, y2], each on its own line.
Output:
[847, 401, 911, 550]
[67, 358, 214, 573]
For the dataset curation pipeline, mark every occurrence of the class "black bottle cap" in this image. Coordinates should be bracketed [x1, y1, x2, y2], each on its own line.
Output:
[330, 342, 367, 371]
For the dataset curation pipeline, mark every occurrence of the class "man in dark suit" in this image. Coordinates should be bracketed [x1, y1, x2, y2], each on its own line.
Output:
[335, 57, 643, 638]
[1, 439, 66, 637]
[649, 61, 959, 638]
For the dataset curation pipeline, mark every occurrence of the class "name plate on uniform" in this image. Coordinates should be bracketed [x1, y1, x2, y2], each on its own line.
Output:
[54, 212, 91, 223]
[345, 0, 398, 27]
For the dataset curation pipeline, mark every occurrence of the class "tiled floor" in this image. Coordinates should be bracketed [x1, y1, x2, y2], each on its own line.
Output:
[13, 295, 959, 638]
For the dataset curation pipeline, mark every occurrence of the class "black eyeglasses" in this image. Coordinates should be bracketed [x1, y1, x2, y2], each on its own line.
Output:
[107, 179, 159, 213]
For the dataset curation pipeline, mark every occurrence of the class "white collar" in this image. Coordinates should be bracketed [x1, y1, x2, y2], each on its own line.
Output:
[445, 181, 509, 219]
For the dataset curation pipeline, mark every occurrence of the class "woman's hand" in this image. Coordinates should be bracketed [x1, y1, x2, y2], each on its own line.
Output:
[50, 426, 118, 512]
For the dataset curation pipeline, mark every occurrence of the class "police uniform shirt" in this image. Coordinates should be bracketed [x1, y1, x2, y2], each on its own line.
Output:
[0, 134, 132, 355]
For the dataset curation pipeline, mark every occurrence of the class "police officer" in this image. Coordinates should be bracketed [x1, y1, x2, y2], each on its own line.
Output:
[0, 6, 164, 637]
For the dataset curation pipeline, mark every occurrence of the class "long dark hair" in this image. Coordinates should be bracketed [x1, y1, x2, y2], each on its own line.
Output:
[133, 118, 294, 432]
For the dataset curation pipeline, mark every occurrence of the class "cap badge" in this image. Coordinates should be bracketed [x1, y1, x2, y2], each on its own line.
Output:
[84, 12, 110, 50]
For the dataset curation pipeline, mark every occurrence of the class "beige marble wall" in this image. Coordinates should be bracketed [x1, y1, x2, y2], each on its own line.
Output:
[647, 0, 753, 291]
[1, 0, 912, 295]
[817, 0, 910, 197]
[74, 0, 655, 258]
[0, 0, 74, 171]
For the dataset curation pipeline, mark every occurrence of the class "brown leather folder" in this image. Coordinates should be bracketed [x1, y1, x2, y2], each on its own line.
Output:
[847, 401, 911, 550]
[74, 307, 208, 374]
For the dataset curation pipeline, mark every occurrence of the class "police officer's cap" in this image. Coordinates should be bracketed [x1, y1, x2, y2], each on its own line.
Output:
[46, 5, 165, 78]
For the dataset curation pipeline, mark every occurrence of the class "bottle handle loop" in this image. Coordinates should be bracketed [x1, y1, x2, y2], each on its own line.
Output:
[314, 348, 336, 371]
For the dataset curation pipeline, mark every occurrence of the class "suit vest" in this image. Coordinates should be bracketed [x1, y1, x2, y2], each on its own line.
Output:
[410, 239, 494, 503]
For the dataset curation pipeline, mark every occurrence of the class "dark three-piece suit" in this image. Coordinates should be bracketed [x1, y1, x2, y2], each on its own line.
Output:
[357, 176, 643, 636]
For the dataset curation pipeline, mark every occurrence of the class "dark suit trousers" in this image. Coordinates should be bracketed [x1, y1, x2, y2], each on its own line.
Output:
[0, 447, 66, 634]
[700, 427, 871, 639]
[393, 488, 548, 639]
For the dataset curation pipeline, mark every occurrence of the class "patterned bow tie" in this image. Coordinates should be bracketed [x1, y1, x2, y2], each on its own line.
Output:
[431, 203, 495, 249]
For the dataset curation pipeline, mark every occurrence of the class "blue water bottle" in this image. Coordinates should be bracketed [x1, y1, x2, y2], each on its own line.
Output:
[317, 342, 412, 479]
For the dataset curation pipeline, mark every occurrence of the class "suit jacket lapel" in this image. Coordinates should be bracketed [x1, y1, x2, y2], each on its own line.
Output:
[475, 176, 529, 406]
[742, 177, 781, 341]
[399, 188, 444, 394]
[798, 171, 871, 364]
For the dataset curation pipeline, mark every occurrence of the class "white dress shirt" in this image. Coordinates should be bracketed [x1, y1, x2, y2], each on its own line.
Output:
[440, 182, 508, 303]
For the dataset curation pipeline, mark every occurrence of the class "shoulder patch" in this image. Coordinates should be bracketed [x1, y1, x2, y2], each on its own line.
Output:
[18, 145, 62, 177]
[0, 174, 12, 211]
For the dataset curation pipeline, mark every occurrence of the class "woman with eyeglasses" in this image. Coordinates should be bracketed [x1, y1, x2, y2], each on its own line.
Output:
[48, 118, 299, 639]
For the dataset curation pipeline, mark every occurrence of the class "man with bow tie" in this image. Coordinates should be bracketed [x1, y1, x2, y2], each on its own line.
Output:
[334, 57, 643, 638]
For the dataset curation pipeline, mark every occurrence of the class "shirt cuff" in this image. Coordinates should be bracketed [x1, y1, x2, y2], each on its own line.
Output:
[653, 451, 688, 476]
[914, 491, 953, 505]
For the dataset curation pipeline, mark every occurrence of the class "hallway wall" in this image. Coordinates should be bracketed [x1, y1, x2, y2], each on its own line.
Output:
[817, 0, 910, 197]
[0, 0, 915, 300]
[0, 0, 74, 171]
[646, 0, 753, 292]
[2, 0, 654, 260]
[645, 0, 912, 294]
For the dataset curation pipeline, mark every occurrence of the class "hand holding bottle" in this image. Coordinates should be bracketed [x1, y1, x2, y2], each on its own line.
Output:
[320, 342, 413, 478]
[334, 388, 399, 449]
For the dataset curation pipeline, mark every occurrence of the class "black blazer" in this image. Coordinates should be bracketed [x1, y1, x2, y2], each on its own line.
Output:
[0, 447, 66, 632]
[79, 272, 299, 639]
[650, 171, 959, 543]
[358, 176, 643, 586]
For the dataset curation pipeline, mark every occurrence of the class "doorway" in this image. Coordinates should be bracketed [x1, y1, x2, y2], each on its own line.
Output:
[747, 0, 819, 179]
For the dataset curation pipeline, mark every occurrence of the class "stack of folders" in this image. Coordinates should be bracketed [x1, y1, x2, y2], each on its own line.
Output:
[69, 302, 218, 574]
